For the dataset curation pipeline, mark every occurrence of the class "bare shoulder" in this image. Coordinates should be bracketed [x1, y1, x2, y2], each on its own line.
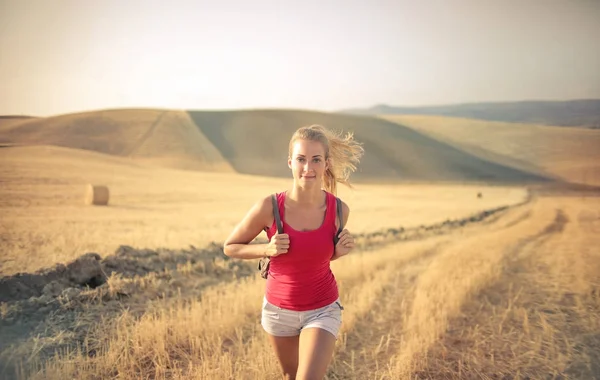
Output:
[223, 193, 276, 246]
[256, 193, 276, 222]
[256, 193, 274, 209]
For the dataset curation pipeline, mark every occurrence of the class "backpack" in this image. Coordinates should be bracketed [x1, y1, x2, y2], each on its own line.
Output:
[258, 193, 344, 279]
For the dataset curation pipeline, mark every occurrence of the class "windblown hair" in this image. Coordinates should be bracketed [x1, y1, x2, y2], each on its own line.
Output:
[289, 124, 365, 195]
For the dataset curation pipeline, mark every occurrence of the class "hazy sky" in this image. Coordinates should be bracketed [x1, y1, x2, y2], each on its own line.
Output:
[1, 0, 599, 116]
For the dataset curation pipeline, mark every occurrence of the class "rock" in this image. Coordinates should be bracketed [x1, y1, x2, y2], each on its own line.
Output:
[102, 255, 120, 269]
[115, 245, 135, 256]
[80, 252, 102, 261]
[50, 263, 67, 274]
[66, 253, 105, 287]
[61, 287, 81, 300]
[42, 281, 66, 297]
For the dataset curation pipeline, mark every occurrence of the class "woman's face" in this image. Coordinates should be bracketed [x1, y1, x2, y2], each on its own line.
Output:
[288, 139, 328, 185]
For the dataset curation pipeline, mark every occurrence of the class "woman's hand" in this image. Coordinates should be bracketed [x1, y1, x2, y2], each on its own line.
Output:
[332, 229, 354, 260]
[265, 233, 290, 257]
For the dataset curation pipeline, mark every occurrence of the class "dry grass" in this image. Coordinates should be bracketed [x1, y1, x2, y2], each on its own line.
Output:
[17, 235, 446, 379]
[390, 203, 558, 376]
[0, 144, 526, 276]
[415, 197, 600, 379]
[1, 140, 598, 379]
[383, 114, 600, 187]
[13, 195, 599, 380]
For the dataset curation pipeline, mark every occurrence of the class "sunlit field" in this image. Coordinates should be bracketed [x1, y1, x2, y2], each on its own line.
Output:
[4, 183, 598, 379]
[383, 114, 600, 187]
[0, 145, 526, 276]
[1, 117, 599, 379]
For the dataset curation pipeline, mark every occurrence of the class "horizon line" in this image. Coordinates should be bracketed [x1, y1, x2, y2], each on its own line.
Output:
[2, 97, 600, 118]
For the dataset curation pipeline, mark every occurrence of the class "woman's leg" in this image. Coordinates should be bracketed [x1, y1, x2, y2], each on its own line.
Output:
[295, 327, 337, 380]
[266, 334, 300, 379]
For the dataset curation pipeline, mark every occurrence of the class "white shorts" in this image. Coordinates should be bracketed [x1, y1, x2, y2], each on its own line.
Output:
[260, 297, 344, 339]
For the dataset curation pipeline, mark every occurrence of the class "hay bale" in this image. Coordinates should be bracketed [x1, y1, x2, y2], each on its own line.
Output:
[85, 184, 109, 206]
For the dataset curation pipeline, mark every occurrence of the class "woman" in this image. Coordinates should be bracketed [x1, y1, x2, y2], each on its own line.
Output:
[223, 124, 364, 379]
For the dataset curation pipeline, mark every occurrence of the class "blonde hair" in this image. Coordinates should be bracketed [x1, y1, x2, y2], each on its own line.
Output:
[288, 124, 364, 195]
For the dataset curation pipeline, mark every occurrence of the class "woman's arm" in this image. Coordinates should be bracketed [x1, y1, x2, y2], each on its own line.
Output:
[223, 195, 289, 260]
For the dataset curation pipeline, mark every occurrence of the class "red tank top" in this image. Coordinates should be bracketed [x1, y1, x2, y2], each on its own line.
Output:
[264, 190, 339, 311]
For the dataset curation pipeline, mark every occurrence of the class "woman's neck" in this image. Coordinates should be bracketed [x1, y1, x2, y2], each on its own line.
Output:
[287, 185, 325, 207]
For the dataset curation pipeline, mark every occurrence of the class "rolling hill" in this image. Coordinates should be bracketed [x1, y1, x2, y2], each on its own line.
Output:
[0, 115, 38, 130]
[341, 99, 600, 128]
[0, 108, 555, 184]
[382, 115, 600, 187]
[188, 109, 551, 183]
[0, 109, 234, 172]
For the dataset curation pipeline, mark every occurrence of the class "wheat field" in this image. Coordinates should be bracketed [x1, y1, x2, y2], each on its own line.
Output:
[0, 144, 526, 277]
[5, 188, 598, 379]
[1, 112, 599, 379]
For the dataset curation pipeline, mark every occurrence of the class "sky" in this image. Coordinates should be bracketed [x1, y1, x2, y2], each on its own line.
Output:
[1, 0, 599, 117]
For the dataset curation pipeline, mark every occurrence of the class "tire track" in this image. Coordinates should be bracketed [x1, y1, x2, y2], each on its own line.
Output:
[2, 195, 537, 380]
[333, 280, 409, 379]
[415, 200, 600, 379]
[327, 238, 448, 380]
[323, 200, 544, 380]
[326, 196, 536, 379]
[387, 199, 560, 377]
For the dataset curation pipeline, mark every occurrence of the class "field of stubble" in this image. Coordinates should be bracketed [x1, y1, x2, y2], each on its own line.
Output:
[1, 183, 598, 379]
[1, 145, 599, 379]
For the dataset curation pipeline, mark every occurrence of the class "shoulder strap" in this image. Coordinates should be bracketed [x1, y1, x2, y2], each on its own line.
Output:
[271, 194, 284, 234]
[258, 194, 281, 279]
[334, 197, 344, 244]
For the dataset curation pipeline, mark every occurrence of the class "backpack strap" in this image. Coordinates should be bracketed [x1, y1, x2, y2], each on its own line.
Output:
[334, 197, 344, 245]
[258, 193, 282, 279]
[271, 194, 284, 234]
